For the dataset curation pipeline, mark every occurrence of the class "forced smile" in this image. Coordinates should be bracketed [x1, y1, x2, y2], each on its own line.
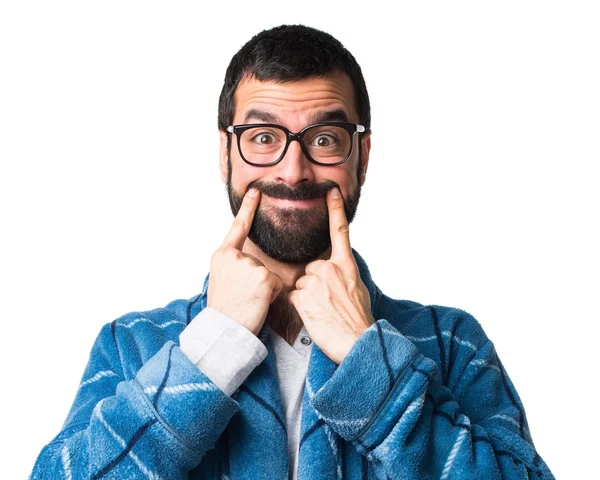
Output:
[262, 194, 324, 208]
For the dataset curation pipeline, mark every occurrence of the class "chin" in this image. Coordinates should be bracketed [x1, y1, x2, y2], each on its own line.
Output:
[248, 208, 331, 264]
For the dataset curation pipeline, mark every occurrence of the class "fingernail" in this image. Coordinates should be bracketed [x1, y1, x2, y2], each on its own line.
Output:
[330, 188, 340, 199]
[248, 188, 258, 197]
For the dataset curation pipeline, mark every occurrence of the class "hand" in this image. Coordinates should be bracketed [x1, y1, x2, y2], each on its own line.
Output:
[289, 187, 375, 364]
[207, 188, 283, 336]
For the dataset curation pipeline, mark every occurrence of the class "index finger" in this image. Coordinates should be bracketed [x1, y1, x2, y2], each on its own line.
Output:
[327, 187, 353, 264]
[221, 188, 260, 250]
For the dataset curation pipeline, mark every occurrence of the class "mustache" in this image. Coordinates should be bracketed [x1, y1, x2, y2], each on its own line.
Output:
[247, 180, 339, 201]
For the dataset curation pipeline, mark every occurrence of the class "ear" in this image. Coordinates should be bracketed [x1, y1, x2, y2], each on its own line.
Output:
[359, 132, 371, 186]
[219, 130, 229, 184]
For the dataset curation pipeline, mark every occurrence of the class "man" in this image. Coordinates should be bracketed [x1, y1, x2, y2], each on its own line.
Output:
[31, 24, 554, 479]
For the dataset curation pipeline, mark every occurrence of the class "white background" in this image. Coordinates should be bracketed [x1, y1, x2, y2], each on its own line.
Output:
[1, 1, 598, 478]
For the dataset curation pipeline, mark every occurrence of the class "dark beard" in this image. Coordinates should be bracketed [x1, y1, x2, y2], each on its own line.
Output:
[226, 156, 362, 264]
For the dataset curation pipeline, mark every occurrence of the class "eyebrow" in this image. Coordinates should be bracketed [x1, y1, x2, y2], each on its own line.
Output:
[243, 108, 352, 125]
[244, 109, 280, 123]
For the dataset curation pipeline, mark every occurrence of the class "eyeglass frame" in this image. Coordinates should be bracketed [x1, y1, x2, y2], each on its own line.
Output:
[226, 122, 366, 167]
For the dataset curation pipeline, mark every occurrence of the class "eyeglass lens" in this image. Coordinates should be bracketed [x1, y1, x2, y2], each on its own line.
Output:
[238, 125, 352, 165]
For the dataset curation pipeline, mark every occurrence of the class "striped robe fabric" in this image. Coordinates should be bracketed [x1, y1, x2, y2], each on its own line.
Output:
[30, 250, 554, 479]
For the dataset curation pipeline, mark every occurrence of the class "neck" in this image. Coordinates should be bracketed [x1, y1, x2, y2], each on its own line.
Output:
[242, 239, 331, 345]
[264, 291, 304, 345]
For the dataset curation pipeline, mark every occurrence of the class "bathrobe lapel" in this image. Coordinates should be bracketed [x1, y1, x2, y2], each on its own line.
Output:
[296, 249, 381, 480]
[297, 343, 342, 480]
[227, 328, 344, 480]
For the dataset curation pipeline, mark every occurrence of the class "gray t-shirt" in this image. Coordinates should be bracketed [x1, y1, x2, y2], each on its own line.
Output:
[267, 324, 312, 479]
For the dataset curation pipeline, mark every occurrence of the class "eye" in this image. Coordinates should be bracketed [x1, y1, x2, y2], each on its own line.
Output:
[312, 134, 337, 147]
[250, 132, 276, 145]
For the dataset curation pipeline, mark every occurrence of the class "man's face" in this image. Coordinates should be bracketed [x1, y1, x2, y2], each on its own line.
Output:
[219, 71, 371, 264]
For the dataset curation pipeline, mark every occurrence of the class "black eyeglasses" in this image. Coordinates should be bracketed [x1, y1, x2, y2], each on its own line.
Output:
[226, 122, 365, 167]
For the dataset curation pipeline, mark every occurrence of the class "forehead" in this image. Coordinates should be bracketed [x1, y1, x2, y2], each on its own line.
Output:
[233, 71, 358, 126]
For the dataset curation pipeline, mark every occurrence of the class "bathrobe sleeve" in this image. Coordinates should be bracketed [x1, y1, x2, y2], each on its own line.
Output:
[309, 316, 555, 479]
[29, 321, 242, 479]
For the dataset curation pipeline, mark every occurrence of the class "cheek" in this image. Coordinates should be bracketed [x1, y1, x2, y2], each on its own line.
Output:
[229, 158, 262, 189]
[331, 170, 359, 198]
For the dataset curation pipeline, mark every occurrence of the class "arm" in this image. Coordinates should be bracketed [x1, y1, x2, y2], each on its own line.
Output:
[180, 307, 267, 396]
[308, 317, 554, 479]
[31, 188, 277, 479]
[30, 308, 266, 480]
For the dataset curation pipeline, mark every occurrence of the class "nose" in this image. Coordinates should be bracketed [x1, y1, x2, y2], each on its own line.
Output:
[272, 138, 315, 187]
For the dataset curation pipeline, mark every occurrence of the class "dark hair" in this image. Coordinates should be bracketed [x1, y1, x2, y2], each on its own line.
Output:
[217, 24, 371, 135]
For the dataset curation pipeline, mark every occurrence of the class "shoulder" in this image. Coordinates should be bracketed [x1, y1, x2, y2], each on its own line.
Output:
[92, 292, 207, 377]
[111, 293, 204, 331]
[377, 293, 490, 351]
[110, 272, 210, 332]
[355, 248, 490, 350]
[377, 293, 494, 383]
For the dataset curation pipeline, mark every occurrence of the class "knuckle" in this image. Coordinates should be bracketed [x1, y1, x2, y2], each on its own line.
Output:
[337, 223, 349, 235]
[211, 248, 224, 263]
[212, 246, 241, 266]
[307, 259, 324, 274]
[323, 262, 338, 275]
[256, 265, 271, 281]
[240, 255, 257, 268]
